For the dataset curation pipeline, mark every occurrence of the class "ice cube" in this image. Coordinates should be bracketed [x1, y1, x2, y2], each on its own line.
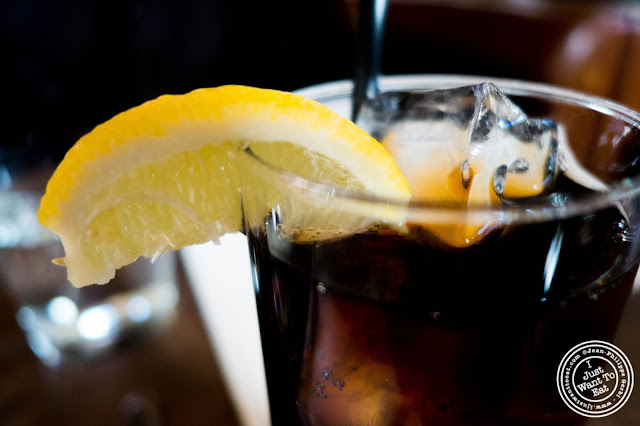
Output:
[356, 83, 559, 207]
[356, 83, 559, 246]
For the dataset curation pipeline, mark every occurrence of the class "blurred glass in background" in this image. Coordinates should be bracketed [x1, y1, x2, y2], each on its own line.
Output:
[0, 166, 179, 368]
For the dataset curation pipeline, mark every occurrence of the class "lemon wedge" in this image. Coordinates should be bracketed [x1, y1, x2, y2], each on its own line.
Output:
[39, 85, 410, 287]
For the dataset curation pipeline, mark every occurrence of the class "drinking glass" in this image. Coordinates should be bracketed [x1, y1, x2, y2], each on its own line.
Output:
[239, 75, 640, 425]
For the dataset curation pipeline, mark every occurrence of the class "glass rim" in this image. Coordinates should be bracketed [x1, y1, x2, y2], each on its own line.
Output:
[243, 74, 640, 223]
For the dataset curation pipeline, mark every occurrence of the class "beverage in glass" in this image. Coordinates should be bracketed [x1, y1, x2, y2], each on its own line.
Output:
[240, 76, 640, 425]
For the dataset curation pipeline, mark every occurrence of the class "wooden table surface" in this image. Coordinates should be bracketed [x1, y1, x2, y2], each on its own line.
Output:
[0, 263, 240, 425]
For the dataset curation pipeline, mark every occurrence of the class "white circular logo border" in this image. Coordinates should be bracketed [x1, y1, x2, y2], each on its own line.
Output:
[556, 340, 634, 418]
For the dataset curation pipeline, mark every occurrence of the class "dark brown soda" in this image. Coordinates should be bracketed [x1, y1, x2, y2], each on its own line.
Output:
[248, 177, 638, 425]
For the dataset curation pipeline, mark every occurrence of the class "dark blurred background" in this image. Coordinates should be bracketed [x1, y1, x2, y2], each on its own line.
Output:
[1, 0, 357, 168]
[3, 0, 640, 165]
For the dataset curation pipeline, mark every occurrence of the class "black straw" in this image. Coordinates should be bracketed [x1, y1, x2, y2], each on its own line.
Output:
[352, 0, 388, 122]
